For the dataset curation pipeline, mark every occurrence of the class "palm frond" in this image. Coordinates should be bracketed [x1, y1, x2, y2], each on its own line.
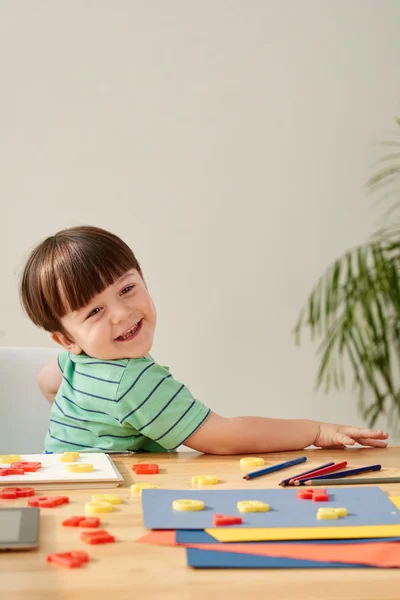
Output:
[295, 118, 400, 426]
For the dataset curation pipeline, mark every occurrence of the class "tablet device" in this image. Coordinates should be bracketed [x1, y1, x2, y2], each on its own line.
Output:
[0, 507, 40, 550]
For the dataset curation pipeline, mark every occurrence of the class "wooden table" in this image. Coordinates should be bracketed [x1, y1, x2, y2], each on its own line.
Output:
[3, 447, 400, 600]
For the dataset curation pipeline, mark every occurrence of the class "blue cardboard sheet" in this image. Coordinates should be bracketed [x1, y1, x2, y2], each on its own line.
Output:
[186, 548, 370, 569]
[142, 487, 400, 530]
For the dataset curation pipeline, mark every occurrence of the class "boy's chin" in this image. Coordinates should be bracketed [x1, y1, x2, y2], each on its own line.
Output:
[105, 344, 153, 360]
[83, 337, 153, 360]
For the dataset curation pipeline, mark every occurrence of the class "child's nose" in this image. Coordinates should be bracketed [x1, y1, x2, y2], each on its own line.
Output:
[110, 305, 132, 325]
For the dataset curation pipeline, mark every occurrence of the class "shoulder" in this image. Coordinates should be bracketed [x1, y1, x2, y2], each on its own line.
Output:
[119, 356, 167, 388]
[116, 356, 178, 406]
[60, 354, 130, 405]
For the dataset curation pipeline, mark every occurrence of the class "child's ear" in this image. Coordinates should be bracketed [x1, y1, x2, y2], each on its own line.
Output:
[51, 332, 83, 355]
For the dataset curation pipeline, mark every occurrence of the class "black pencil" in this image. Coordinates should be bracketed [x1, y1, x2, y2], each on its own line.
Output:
[302, 476, 400, 486]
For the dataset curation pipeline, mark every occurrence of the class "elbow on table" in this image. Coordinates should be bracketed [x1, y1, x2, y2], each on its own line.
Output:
[184, 437, 240, 456]
[184, 414, 246, 455]
[197, 441, 245, 456]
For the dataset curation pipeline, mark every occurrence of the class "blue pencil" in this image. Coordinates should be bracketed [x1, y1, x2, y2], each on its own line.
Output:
[294, 464, 382, 485]
[278, 462, 335, 487]
[243, 456, 307, 480]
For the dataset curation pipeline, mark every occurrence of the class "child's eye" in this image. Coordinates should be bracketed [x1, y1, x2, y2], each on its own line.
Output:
[121, 285, 135, 295]
[86, 307, 102, 319]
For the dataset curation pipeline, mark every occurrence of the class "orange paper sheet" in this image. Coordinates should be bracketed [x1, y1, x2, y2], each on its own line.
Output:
[136, 530, 176, 545]
[135, 530, 400, 568]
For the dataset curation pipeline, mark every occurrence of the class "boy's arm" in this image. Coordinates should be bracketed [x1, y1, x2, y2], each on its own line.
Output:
[184, 412, 388, 454]
[38, 358, 63, 404]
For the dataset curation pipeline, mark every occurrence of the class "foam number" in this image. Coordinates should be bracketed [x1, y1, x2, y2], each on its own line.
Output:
[0, 467, 25, 476]
[47, 551, 89, 568]
[131, 483, 158, 495]
[0, 487, 35, 499]
[28, 496, 69, 508]
[80, 530, 115, 545]
[92, 493, 121, 505]
[334, 507, 349, 517]
[239, 457, 265, 469]
[62, 516, 101, 528]
[296, 489, 329, 502]
[192, 475, 218, 486]
[11, 461, 42, 472]
[317, 507, 348, 520]
[237, 500, 270, 513]
[131, 463, 159, 474]
[85, 501, 114, 515]
[0, 455, 21, 464]
[213, 514, 243, 526]
[172, 499, 205, 512]
[65, 463, 93, 473]
[60, 452, 80, 462]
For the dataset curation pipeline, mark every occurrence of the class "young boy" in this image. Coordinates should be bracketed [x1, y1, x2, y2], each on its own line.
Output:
[20, 226, 388, 454]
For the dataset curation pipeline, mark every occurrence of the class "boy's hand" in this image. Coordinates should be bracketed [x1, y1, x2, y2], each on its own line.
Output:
[314, 423, 388, 448]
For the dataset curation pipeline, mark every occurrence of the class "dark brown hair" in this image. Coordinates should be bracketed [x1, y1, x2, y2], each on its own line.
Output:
[20, 226, 142, 334]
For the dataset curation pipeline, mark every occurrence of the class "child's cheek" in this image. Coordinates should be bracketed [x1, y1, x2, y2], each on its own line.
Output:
[146, 296, 157, 319]
[88, 322, 106, 343]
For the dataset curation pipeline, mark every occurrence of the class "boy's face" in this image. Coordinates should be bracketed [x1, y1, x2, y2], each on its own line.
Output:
[52, 270, 157, 360]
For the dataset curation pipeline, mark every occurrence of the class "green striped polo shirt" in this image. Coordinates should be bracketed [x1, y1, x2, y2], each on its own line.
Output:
[44, 351, 211, 453]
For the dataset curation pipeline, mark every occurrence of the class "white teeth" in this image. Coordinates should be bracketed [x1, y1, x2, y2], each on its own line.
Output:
[121, 325, 137, 339]
[118, 322, 140, 340]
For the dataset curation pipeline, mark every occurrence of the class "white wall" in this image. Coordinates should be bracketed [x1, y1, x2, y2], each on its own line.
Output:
[1, 1, 399, 438]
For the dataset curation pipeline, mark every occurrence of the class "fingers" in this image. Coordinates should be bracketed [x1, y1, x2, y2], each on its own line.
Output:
[336, 434, 388, 447]
[356, 438, 388, 448]
[325, 444, 346, 449]
[336, 434, 355, 446]
[343, 427, 388, 440]
[337, 432, 388, 447]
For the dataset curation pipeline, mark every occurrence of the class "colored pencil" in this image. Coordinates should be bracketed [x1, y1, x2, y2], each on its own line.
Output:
[302, 476, 400, 486]
[294, 464, 382, 485]
[287, 461, 347, 485]
[103, 450, 136, 455]
[243, 456, 307, 480]
[279, 462, 335, 487]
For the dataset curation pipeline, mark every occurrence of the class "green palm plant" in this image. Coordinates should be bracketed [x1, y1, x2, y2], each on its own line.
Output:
[294, 118, 400, 427]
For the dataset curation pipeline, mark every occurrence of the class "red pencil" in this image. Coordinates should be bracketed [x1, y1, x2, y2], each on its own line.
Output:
[288, 461, 348, 485]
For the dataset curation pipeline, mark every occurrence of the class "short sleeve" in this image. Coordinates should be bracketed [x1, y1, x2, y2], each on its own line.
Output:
[115, 359, 210, 450]
[57, 350, 69, 372]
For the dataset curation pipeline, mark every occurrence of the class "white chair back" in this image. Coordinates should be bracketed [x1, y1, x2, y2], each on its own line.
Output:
[0, 346, 58, 453]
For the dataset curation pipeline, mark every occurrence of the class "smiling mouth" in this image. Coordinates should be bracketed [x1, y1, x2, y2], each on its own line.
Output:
[115, 320, 143, 342]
